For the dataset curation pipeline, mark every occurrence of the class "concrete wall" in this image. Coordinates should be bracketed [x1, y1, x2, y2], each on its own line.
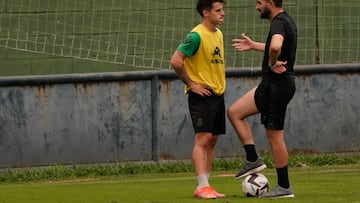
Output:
[0, 64, 359, 168]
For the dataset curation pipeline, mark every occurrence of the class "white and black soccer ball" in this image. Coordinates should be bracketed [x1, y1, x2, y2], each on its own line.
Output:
[241, 173, 269, 197]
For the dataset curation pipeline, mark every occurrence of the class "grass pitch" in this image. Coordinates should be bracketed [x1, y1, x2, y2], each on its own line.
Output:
[0, 165, 359, 203]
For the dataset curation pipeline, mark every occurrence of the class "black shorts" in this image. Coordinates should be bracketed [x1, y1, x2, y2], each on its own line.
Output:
[188, 91, 226, 135]
[254, 79, 295, 130]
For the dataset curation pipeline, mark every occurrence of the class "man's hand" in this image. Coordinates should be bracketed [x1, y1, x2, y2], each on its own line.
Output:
[232, 33, 254, 51]
[232, 33, 265, 52]
[270, 61, 287, 74]
[189, 83, 212, 96]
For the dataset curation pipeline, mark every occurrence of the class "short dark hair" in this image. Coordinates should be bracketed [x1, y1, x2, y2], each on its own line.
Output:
[271, 0, 283, 7]
[196, 0, 226, 17]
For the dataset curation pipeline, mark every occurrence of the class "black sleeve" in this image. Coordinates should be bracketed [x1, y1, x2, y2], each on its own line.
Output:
[270, 19, 286, 37]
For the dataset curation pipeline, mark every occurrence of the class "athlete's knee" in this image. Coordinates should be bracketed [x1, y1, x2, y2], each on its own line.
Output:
[209, 136, 219, 147]
[265, 129, 284, 143]
[227, 104, 240, 121]
[228, 107, 249, 123]
[195, 133, 214, 146]
[226, 106, 234, 120]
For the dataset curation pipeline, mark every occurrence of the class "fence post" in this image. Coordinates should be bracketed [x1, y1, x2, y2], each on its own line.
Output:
[151, 75, 160, 161]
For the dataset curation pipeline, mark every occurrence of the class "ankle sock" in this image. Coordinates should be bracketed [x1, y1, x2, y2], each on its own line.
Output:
[276, 166, 290, 189]
[197, 174, 210, 189]
[243, 144, 258, 162]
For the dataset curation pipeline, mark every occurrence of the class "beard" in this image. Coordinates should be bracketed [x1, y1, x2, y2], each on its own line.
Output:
[260, 7, 271, 19]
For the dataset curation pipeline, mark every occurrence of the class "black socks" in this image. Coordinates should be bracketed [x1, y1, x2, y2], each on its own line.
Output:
[277, 166, 290, 189]
[244, 145, 290, 189]
[244, 144, 258, 162]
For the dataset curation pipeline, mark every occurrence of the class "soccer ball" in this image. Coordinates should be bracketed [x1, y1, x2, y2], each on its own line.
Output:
[241, 173, 269, 197]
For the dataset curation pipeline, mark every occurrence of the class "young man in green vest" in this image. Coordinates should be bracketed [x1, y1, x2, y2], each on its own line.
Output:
[170, 0, 226, 200]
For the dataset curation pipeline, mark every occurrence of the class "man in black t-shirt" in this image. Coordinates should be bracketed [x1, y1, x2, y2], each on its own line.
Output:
[228, 0, 297, 198]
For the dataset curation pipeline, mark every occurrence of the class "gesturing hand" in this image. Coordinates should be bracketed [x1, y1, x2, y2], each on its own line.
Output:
[232, 33, 253, 52]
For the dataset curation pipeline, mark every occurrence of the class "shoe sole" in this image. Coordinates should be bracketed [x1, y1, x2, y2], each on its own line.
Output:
[194, 187, 225, 199]
[214, 194, 225, 198]
[235, 164, 267, 179]
[194, 193, 217, 199]
[196, 196, 217, 199]
[260, 194, 295, 199]
[195, 192, 224, 198]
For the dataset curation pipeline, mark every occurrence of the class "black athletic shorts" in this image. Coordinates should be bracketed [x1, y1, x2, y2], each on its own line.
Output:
[188, 91, 226, 135]
[254, 79, 295, 130]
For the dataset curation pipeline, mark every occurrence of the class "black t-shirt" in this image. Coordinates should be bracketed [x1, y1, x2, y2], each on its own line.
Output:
[263, 12, 297, 79]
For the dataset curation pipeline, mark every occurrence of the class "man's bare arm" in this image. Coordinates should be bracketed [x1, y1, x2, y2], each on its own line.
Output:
[170, 50, 212, 96]
[170, 50, 193, 86]
[268, 34, 287, 74]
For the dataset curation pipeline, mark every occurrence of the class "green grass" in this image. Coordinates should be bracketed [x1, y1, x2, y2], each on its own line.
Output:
[0, 165, 359, 203]
[1, 153, 359, 183]
[0, 153, 359, 202]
